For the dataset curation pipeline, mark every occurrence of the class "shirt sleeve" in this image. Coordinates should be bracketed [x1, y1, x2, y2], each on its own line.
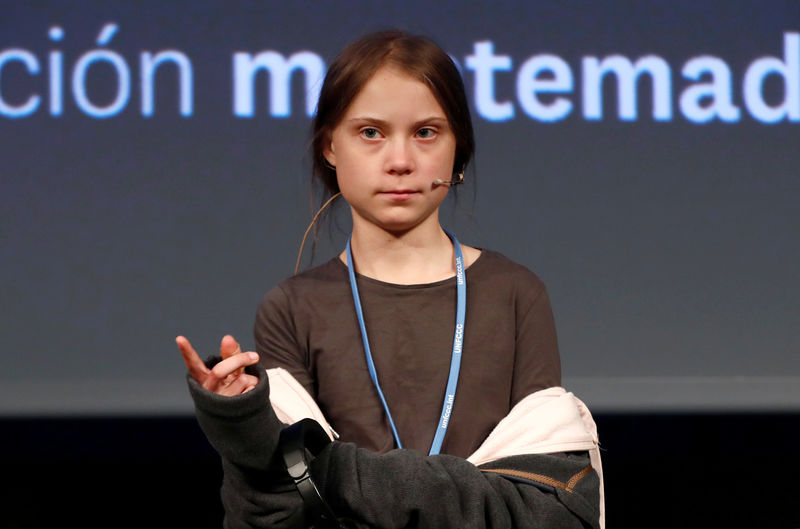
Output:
[511, 279, 562, 406]
[254, 283, 315, 396]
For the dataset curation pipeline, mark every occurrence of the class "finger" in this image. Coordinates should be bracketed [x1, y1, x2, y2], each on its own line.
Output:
[220, 334, 244, 377]
[218, 373, 260, 397]
[176, 336, 210, 382]
[220, 335, 241, 360]
[205, 352, 259, 392]
[210, 352, 259, 378]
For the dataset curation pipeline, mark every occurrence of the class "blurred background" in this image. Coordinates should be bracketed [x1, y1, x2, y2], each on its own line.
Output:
[1, 1, 798, 526]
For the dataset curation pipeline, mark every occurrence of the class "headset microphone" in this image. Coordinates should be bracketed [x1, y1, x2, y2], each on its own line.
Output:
[433, 171, 465, 186]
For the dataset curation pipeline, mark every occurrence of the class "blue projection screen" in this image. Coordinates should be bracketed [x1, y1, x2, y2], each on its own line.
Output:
[1, 1, 798, 414]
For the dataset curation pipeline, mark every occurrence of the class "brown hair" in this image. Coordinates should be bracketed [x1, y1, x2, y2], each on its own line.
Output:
[311, 30, 475, 201]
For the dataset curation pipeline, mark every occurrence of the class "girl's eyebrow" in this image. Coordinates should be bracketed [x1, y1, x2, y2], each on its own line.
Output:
[346, 116, 449, 129]
[412, 116, 449, 128]
[346, 116, 390, 127]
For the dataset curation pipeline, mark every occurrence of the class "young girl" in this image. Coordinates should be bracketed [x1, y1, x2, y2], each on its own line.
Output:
[178, 30, 603, 529]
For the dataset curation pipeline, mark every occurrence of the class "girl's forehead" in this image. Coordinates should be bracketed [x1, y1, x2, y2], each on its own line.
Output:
[344, 67, 445, 118]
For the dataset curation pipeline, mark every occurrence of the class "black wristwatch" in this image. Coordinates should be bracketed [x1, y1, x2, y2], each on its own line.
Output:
[279, 418, 342, 529]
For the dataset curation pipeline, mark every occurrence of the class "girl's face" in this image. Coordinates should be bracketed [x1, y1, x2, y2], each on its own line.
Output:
[324, 66, 456, 235]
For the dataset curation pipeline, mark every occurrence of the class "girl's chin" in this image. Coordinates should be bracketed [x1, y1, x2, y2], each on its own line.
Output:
[350, 203, 442, 234]
[358, 216, 431, 235]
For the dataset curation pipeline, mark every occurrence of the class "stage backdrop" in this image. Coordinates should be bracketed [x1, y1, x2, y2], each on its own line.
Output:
[1, 0, 798, 414]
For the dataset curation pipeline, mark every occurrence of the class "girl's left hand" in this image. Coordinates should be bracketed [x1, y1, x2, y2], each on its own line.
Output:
[176, 334, 260, 396]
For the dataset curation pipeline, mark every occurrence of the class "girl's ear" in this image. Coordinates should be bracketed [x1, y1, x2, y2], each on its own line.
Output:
[323, 136, 336, 167]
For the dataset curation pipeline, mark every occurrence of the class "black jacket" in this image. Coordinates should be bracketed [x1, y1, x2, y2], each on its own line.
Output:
[187, 365, 601, 529]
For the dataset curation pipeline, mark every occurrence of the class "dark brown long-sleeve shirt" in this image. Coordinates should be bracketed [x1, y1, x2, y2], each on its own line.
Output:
[254, 249, 561, 458]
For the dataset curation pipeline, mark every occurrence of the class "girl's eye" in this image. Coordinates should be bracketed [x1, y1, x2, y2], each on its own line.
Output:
[416, 127, 437, 139]
[361, 128, 380, 139]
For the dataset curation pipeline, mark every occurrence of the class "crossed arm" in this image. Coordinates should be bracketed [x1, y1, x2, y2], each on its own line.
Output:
[178, 337, 600, 529]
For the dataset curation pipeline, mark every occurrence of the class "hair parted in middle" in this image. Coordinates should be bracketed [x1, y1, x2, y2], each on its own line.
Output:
[311, 30, 475, 201]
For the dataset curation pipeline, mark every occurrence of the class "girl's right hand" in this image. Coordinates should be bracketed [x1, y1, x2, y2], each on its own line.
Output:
[176, 334, 260, 396]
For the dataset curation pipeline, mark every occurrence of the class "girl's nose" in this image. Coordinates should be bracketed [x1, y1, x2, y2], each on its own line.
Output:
[384, 138, 415, 175]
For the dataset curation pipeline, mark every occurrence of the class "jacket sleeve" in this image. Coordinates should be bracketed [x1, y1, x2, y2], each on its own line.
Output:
[187, 361, 306, 529]
[310, 442, 600, 529]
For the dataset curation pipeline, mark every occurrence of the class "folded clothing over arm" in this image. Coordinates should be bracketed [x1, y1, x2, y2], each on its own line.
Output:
[188, 364, 602, 529]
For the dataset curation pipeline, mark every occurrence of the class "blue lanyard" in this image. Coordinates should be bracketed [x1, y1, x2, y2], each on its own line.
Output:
[345, 229, 466, 456]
